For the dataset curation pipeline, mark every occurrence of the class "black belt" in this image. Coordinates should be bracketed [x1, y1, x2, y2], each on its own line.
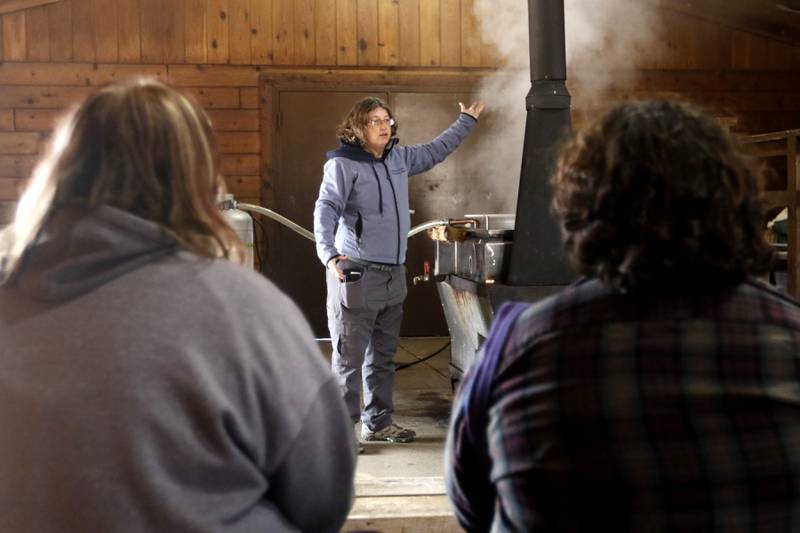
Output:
[348, 257, 401, 272]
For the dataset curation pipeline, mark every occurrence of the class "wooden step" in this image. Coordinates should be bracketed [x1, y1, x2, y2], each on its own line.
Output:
[344, 476, 460, 533]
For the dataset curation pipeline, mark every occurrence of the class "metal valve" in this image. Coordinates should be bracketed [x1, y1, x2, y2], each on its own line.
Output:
[412, 260, 432, 285]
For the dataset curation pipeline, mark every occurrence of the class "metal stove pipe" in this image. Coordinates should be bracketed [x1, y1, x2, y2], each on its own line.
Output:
[507, 0, 574, 286]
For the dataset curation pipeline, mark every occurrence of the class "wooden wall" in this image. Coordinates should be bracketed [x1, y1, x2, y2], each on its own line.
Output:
[0, 0, 799, 220]
[0, 0, 493, 67]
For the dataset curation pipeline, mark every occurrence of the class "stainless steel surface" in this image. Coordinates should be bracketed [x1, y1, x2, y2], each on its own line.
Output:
[435, 278, 492, 381]
[431, 213, 514, 283]
[463, 213, 515, 231]
[434, 239, 510, 283]
[436, 276, 563, 379]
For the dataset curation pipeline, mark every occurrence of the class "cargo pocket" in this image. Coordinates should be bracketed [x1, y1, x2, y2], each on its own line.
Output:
[338, 262, 366, 309]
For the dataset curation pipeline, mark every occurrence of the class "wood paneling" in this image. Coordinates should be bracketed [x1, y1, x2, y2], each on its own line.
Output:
[221, 154, 259, 174]
[336, 0, 356, 65]
[24, 5, 47, 60]
[184, 0, 207, 63]
[217, 130, 259, 153]
[0, 85, 91, 107]
[0, 131, 41, 153]
[168, 64, 259, 86]
[207, 0, 229, 64]
[182, 86, 240, 107]
[207, 109, 258, 130]
[239, 87, 258, 108]
[356, 0, 377, 66]
[272, 0, 293, 65]
[294, 0, 315, 65]
[459, 0, 479, 67]
[117, 0, 141, 63]
[0, 0, 60, 15]
[71, 0, 95, 62]
[13, 108, 59, 130]
[250, 0, 273, 63]
[0, 63, 164, 85]
[226, 174, 260, 197]
[0, 109, 14, 130]
[0, 155, 36, 177]
[0, 178, 24, 201]
[2, 10, 25, 60]
[228, 0, 251, 64]
[165, 0, 185, 63]
[440, 0, 459, 67]
[140, 0, 166, 63]
[1, 0, 797, 72]
[419, 0, 439, 66]
[398, 0, 419, 66]
[95, 0, 119, 63]
[377, 0, 398, 66]
[315, 0, 336, 65]
[47, 0, 71, 61]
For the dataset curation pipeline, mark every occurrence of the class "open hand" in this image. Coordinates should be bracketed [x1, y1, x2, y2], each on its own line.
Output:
[459, 101, 486, 119]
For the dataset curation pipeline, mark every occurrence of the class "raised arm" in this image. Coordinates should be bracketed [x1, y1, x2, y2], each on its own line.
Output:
[402, 101, 485, 176]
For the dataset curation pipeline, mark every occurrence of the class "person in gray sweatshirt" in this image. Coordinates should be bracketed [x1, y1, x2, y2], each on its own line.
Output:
[0, 78, 356, 533]
[314, 96, 485, 446]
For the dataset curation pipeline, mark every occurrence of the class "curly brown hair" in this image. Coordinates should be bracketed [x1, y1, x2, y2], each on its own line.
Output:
[336, 96, 397, 145]
[551, 100, 774, 291]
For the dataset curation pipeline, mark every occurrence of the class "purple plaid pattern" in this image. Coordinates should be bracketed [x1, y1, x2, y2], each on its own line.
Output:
[446, 278, 800, 532]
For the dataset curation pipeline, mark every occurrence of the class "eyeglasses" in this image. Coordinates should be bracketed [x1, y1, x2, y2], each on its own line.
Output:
[366, 117, 396, 128]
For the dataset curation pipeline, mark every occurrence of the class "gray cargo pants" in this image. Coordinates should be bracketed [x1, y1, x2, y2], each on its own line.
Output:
[326, 259, 406, 432]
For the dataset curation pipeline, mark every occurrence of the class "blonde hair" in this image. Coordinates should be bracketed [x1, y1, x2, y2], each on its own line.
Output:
[0, 78, 242, 283]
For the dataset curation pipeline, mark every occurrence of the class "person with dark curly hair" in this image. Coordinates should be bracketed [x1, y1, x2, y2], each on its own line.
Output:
[446, 100, 800, 532]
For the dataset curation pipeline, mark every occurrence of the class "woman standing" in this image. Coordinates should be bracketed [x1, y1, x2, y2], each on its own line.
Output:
[314, 96, 485, 446]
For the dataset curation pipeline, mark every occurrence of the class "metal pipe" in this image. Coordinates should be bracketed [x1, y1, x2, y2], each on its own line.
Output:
[407, 218, 477, 238]
[507, 0, 573, 286]
[237, 202, 316, 242]
[237, 202, 461, 244]
[408, 219, 450, 238]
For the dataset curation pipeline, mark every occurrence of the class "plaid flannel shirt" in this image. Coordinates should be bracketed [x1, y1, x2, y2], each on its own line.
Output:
[446, 278, 800, 532]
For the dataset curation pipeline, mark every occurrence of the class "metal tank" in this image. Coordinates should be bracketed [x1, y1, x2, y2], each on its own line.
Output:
[431, 0, 574, 383]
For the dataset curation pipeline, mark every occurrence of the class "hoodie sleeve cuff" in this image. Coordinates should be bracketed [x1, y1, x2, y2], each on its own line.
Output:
[459, 112, 478, 123]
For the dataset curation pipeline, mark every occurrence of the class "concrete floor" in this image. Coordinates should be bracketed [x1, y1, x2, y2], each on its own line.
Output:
[318, 337, 463, 533]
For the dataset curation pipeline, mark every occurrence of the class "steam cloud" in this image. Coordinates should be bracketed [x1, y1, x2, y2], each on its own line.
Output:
[466, 0, 663, 213]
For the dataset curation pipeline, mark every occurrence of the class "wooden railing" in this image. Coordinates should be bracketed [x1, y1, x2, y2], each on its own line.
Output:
[742, 128, 800, 297]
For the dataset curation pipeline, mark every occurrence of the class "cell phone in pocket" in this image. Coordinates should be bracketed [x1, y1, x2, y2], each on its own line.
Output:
[342, 268, 363, 282]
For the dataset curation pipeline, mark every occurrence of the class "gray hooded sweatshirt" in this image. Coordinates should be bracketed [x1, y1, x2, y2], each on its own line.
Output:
[314, 113, 477, 266]
[0, 205, 356, 533]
